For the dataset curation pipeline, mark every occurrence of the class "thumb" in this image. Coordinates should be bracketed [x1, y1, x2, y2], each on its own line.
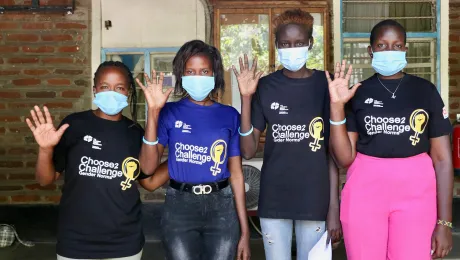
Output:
[57, 124, 69, 137]
[431, 236, 437, 256]
[165, 88, 174, 98]
[350, 83, 361, 95]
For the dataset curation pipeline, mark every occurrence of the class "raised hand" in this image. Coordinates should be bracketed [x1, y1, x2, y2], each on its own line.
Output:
[326, 60, 361, 105]
[136, 70, 173, 111]
[26, 106, 68, 149]
[232, 54, 264, 97]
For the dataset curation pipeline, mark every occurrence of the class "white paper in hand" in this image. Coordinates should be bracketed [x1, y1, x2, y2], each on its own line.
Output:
[308, 231, 332, 260]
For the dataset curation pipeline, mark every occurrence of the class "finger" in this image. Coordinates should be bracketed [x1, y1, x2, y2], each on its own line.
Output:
[151, 70, 158, 85]
[351, 83, 362, 95]
[34, 106, 46, 125]
[158, 72, 164, 87]
[239, 57, 244, 73]
[441, 249, 449, 258]
[251, 56, 258, 72]
[339, 60, 346, 79]
[325, 71, 332, 84]
[164, 88, 174, 99]
[25, 118, 36, 132]
[43, 106, 53, 125]
[345, 64, 353, 82]
[334, 62, 340, 79]
[232, 65, 240, 77]
[256, 71, 264, 80]
[30, 109, 40, 127]
[57, 124, 69, 137]
[431, 239, 437, 257]
[244, 54, 249, 70]
[135, 78, 147, 91]
[143, 72, 152, 85]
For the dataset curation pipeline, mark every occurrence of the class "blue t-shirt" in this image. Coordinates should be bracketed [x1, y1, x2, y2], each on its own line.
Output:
[158, 98, 241, 184]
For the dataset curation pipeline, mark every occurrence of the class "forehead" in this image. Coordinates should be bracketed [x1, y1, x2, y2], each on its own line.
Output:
[374, 26, 405, 42]
[96, 67, 128, 82]
[277, 24, 308, 40]
[185, 54, 212, 67]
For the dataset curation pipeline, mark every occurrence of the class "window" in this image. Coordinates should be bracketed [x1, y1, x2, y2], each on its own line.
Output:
[337, 0, 441, 87]
[101, 48, 180, 126]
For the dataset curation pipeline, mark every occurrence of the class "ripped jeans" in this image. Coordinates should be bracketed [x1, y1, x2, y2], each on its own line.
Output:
[161, 186, 240, 260]
[260, 218, 325, 260]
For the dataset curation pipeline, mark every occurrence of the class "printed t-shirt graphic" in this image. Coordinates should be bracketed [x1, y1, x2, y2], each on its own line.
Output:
[346, 74, 451, 158]
[158, 98, 240, 184]
[251, 70, 331, 221]
[52, 110, 146, 259]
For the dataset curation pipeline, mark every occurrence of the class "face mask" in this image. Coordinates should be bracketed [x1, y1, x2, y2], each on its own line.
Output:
[277, 46, 309, 72]
[93, 91, 128, 116]
[371, 50, 407, 77]
[182, 76, 215, 101]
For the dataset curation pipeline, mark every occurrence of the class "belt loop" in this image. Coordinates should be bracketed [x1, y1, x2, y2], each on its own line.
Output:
[214, 181, 219, 191]
[180, 183, 185, 192]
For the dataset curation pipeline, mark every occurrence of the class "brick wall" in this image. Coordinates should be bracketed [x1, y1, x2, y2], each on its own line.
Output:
[0, 0, 91, 204]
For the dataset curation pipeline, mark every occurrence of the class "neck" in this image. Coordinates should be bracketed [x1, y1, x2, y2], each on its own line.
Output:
[94, 109, 123, 121]
[378, 71, 404, 80]
[189, 96, 213, 106]
[282, 66, 312, 79]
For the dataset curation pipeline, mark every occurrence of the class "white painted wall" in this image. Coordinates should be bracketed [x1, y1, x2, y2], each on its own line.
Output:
[100, 0, 206, 48]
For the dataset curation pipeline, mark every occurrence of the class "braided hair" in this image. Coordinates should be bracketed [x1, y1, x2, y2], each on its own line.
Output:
[93, 61, 138, 123]
[172, 40, 225, 98]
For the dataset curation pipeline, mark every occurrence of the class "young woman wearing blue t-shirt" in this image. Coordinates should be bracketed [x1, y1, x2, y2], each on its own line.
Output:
[137, 40, 250, 260]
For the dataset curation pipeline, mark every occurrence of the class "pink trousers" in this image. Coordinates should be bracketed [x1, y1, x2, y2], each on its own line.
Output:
[340, 153, 437, 260]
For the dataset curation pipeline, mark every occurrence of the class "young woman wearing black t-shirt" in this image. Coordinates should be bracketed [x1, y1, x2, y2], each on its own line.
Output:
[234, 9, 341, 259]
[26, 61, 168, 260]
[328, 20, 453, 260]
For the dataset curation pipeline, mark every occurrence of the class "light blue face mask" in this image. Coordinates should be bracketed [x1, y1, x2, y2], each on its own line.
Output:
[182, 76, 215, 101]
[93, 91, 128, 116]
[371, 50, 407, 76]
[277, 46, 309, 72]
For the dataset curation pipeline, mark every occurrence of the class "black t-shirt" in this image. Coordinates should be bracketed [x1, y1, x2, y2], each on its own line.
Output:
[252, 69, 330, 220]
[53, 110, 146, 259]
[347, 74, 452, 158]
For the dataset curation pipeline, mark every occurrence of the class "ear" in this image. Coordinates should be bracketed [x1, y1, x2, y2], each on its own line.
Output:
[309, 37, 314, 50]
[92, 87, 96, 96]
[367, 46, 373, 58]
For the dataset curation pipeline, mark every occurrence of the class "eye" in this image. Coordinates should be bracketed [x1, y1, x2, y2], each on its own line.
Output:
[116, 86, 125, 91]
[281, 43, 289, 47]
[377, 44, 384, 48]
[186, 70, 195, 75]
[202, 69, 209, 75]
[101, 85, 108, 89]
[295, 42, 304, 47]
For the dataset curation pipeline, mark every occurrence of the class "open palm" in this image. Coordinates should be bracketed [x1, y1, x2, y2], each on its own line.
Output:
[326, 60, 361, 105]
[136, 70, 173, 110]
[26, 106, 68, 149]
[232, 54, 264, 97]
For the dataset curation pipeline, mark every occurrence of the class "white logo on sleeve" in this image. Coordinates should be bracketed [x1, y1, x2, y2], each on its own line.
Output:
[271, 102, 289, 115]
[175, 121, 183, 128]
[443, 106, 448, 119]
[83, 135, 102, 150]
[364, 98, 383, 108]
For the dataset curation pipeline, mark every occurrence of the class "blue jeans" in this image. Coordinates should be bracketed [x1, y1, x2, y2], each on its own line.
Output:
[260, 218, 326, 260]
[161, 185, 240, 260]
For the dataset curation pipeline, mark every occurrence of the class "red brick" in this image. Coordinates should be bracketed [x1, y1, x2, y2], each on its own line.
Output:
[11, 195, 40, 202]
[26, 91, 56, 98]
[26, 161, 35, 168]
[450, 91, 460, 97]
[6, 34, 39, 42]
[55, 23, 87, 29]
[0, 70, 20, 76]
[450, 46, 460, 53]
[0, 161, 23, 168]
[0, 104, 5, 109]
[450, 58, 458, 65]
[0, 46, 19, 53]
[8, 173, 35, 180]
[42, 57, 73, 64]
[44, 102, 73, 109]
[0, 91, 21, 98]
[62, 90, 84, 98]
[0, 116, 21, 122]
[0, 148, 4, 155]
[54, 69, 83, 75]
[0, 186, 22, 191]
[58, 46, 80, 53]
[0, 22, 18, 29]
[451, 69, 460, 76]
[23, 46, 54, 53]
[22, 22, 53, 30]
[0, 58, 3, 64]
[24, 69, 50, 76]
[25, 183, 56, 191]
[450, 35, 459, 42]
[12, 78, 41, 86]
[48, 78, 71, 85]
[0, 127, 5, 134]
[75, 35, 83, 41]
[451, 79, 458, 87]
[0, 196, 8, 202]
[40, 0, 72, 5]
[0, 0, 32, 5]
[451, 102, 460, 110]
[9, 126, 30, 134]
[8, 57, 39, 64]
[41, 34, 73, 42]
[43, 195, 61, 203]
[9, 103, 33, 109]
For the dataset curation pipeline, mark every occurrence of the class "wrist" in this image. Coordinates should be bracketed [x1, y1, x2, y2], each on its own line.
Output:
[330, 102, 345, 110]
[39, 147, 54, 154]
[240, 94, 253, 101]
[148, 107, 161, 114]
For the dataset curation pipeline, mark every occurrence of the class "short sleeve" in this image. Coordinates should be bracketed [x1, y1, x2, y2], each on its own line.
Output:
[428, 86, 452, 138]
[251, 89, 266, 132]
[157, 107, 169, 147]
[345, 101, 358, 133]
[228, 111, 241, 158]
[53, 118, 70, 173]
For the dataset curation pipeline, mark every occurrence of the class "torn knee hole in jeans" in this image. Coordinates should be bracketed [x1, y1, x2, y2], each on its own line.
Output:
[264, 233, 274, 245]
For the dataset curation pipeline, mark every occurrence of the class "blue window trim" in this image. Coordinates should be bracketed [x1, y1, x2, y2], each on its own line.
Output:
[339, 0, 441, 91]
[100, 47, 180, 122]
